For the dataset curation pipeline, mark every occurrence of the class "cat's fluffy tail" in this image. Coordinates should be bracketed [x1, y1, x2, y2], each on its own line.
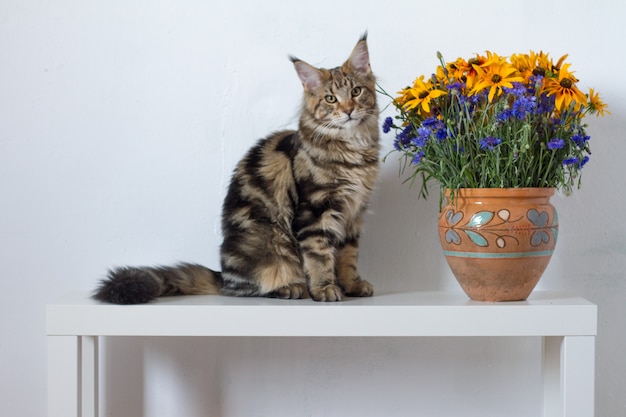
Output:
[93, 263, 223, 304]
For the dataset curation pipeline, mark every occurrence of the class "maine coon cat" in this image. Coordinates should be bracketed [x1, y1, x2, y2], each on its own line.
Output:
[94, 34, 380, 303]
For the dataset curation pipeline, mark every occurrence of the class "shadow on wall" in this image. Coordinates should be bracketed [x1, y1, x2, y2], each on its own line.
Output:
[360, 154, 458, 294]
[101, 336, 542, 417]
[102, 337, 224, 416]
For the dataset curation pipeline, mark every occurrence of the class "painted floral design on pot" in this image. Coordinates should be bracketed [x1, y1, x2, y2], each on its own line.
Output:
[438, 188, 558, 301]
[442, 207, 558, 250]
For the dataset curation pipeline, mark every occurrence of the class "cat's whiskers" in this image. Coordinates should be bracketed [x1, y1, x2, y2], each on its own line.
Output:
[309, 120, 339, 142]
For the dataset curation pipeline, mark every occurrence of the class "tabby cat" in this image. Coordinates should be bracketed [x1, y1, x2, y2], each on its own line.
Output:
[94, 34, 380, 303]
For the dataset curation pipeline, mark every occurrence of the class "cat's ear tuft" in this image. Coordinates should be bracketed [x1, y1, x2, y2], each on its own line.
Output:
[345, 33, 371, 74]
[291, 56, 322, 92]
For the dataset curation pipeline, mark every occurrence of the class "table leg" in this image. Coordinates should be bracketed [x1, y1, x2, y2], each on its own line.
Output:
[47, 336, 99, 417]
[80, 336, 99, 417]
[543, 336, 595, 417]
[48, 336, 79, 417]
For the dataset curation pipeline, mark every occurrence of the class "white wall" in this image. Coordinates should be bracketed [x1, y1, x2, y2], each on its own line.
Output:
[1, 0, 623, 416]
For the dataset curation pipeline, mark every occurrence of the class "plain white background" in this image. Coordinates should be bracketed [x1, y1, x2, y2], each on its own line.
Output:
[1, 0, 624, 416]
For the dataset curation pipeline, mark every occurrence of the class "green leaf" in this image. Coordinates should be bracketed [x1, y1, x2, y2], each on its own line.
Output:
[467, 211, 494, 227]
[465, 230, 488, 247]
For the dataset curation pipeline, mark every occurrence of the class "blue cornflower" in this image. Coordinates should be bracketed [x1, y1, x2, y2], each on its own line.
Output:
[536, 94, 554, 115]
[503, 82, 526, 98]
[411, 136, 428, 148]
[446, 81, 465, 90]
[458, 92, 481, 108]
[396, 125, 413, 142]
[550, 117, 562, 126]
[417, 126, 432, 138]
[479, 136, 502, 151]
[422, 117, 447, 141]
[435, 127, 448, 141]
[412, 150, 425, 165]
[469, 93, 483, 105]
[422, 117, 440, 128]
[529, 75, 544, 90]
[406, 126, 432, 148]
[394, 125, 414, 150]
[382, 116, 394, 134]
[511, 95, 537, 119]
[580, 155, 590, 168]
[497, 109, 513, 122]
[564, 155, 590, 168]
[446, 82, 465, 95]
[572, 134, 590, 147]
[547, 138, 565, 150]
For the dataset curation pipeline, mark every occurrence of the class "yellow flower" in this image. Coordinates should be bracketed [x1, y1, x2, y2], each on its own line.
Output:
[446, 57, 471, 82]
[510, 51, 540, 83]
[587, 88, 610, 117]
[394, 87, 414, 108]
[435, 65, 448, 85]
[533, 52, 569, 78]
[401, 75, 447, 114]
[464, 54, 488, 90]
[544, 63, 587, 111]
[551, 53, 569, 73]
[437, 54, 488, 92]
[470, 52, 524, 102]
[535, 51, 552, 73]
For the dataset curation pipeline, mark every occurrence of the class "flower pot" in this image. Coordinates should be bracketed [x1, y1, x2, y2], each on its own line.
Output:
[438, 188, 558, 302]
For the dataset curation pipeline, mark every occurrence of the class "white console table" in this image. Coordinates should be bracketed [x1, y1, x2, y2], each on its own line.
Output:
[46, 291, 597, 417]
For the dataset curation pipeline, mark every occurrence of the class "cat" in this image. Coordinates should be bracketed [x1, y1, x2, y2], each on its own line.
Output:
[94, 33, 380, 304]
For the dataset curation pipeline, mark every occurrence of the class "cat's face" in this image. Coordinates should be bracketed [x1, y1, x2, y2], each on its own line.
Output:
[308, 67, 377, 130]
[292, 36, 378, 134]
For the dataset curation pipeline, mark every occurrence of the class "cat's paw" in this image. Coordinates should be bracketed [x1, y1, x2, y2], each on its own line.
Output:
[310, 284, 344, 302]
[343, 279, 374, 297]
[269, 283, 308, 299]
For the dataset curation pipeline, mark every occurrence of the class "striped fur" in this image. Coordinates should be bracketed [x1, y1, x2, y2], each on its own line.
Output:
[94, 34, 379, 303]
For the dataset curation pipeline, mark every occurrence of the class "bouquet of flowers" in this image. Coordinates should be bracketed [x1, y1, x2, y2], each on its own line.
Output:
[382, 51, 608, 198]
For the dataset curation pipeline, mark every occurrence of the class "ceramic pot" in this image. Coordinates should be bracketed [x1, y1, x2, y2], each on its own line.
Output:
[438, 188, 558, 302]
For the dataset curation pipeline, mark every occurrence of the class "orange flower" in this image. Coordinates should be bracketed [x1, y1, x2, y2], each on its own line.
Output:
[587, 88, 610, 117]
[470, 52, 524, 102]
[544, 63, 587, 111]
[400, 76, 447, 115]
[510, 51, 539, 83]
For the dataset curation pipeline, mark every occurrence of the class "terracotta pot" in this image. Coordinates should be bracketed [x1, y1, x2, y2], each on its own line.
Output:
[438, 188, 558, 302]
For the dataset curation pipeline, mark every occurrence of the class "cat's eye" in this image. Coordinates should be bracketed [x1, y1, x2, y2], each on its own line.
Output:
[351, 87, 362, 96]
[325, 94, 337, 104]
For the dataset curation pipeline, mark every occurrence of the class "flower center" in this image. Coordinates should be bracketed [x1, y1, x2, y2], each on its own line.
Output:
[560, 78, 573, 89]
[418, 91, 430, 99]
[491, 74, 502, 83]
[532, 68, 546, 77]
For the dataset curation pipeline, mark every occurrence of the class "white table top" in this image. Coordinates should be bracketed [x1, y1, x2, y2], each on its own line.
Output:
[46, 291, 597, 337]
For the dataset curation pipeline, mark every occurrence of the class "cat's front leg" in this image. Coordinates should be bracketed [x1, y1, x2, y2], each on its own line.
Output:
[300, 237, 343, 302]
[336, 239, 373, 297]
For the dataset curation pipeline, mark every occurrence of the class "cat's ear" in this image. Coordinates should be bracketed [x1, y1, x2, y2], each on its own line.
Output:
[343, 33, 371, 74]
[291, 57, 322, 92]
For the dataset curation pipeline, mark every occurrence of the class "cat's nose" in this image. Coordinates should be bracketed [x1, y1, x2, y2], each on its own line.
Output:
[343, 108, 354, 116]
